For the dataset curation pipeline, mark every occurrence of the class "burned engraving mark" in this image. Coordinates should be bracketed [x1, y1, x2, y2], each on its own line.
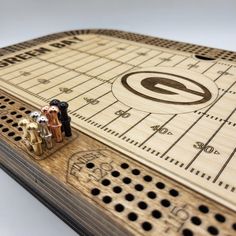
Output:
[164, 204, 190, 234]
[67, 149, 114, 188]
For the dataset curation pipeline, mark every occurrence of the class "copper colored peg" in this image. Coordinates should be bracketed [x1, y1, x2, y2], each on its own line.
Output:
[41, 105, 51, 120]
[48, 106, 63, 143]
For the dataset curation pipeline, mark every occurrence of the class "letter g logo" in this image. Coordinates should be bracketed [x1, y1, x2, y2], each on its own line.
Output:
[112, 67, 218, 114]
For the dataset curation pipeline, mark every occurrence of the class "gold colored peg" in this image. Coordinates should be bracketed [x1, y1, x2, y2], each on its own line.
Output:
[26, 122, 43, 156]
[18, 118, 32, 151]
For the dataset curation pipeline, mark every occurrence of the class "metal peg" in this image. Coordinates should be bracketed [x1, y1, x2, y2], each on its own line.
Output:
[48, 106, 63, 143]
[18, 118, 32, 151]
[26, 122, 43, 156]
[37, 115, 53, 149]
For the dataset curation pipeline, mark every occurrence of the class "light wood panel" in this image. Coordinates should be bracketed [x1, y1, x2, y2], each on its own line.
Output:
[0, 29, 236, 236]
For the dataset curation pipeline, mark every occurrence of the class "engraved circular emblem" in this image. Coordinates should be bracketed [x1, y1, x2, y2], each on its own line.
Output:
[112, 67, 218, 114]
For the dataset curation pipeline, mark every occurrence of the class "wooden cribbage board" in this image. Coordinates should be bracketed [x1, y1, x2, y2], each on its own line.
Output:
[0, 29, 236, 236]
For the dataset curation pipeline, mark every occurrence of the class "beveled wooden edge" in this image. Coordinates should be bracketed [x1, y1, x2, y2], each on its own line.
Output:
[0, 137, 131, 236]
[0, 164, 89, 236]
[0, 29, 236, 62]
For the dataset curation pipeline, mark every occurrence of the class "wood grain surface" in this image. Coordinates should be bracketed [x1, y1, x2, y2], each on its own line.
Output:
[0, 29, 236, 236]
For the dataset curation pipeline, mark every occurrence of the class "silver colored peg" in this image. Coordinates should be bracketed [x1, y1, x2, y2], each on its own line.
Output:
[37, 115, 53, 149]
[29, 111, 41, 122]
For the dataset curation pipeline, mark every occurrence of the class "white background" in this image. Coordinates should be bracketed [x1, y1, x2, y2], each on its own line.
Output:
[0, 0, 235, 235]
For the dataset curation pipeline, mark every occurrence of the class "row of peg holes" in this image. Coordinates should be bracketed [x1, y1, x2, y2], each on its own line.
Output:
[89, 162, 236, 235]
[90, 161, 179, 232]
[0, 96, 31, 142]
[196, 204, 236, 235]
